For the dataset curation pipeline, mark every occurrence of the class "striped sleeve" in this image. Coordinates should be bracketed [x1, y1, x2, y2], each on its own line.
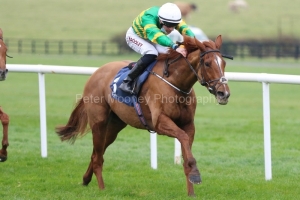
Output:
[132, 7, 175, 47]
[177, 20, 195, 37]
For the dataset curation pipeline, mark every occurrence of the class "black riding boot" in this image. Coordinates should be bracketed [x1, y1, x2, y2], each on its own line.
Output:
[119, 59, 147, 93]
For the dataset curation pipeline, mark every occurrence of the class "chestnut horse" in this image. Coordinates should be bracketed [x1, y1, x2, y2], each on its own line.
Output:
[56, 35, 232, 196]
[0, 28, 10, 162]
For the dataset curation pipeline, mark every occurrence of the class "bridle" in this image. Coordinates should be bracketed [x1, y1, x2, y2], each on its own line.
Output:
[0, 37, 12, 78]
[195, 49, 233, 95]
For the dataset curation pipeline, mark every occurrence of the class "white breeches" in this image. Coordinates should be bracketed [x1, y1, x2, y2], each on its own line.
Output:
[125, 27, 170, 56]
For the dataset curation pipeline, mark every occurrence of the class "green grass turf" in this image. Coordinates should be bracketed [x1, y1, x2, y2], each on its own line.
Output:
[1, 1, 300, 197]
[1, 54, 300, 199]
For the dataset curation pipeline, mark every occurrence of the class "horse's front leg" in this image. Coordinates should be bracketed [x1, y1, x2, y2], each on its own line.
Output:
[181, 122, 201, 197]
[155, 113, 201, 196]
[0, 108, 9, 162]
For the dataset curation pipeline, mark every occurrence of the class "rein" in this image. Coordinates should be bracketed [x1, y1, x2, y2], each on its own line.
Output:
[163, 56, 181, 77]
[150, 49, 233, 95]
[201, 50, 233, 60]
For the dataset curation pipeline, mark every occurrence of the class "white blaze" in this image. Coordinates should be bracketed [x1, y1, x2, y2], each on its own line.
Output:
[214, 55, 223, 74]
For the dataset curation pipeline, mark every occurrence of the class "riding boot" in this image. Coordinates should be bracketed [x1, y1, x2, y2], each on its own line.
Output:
[119, 59, 147, 93]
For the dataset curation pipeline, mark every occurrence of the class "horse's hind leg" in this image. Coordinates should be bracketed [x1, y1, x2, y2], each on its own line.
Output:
[82, 149, 95, 186]
[82, 111, 126, 189]
[0, 108, 9, 162]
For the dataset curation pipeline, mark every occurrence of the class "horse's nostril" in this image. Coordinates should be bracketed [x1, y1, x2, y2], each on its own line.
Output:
[217, 91, 230, 98]
[217, 91, 224, 97]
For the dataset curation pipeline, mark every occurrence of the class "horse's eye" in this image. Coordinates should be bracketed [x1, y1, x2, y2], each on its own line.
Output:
[205, 62, 210, 67]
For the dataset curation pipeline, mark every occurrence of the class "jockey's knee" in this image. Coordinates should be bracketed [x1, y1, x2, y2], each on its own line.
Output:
[141, 54, 157, 66]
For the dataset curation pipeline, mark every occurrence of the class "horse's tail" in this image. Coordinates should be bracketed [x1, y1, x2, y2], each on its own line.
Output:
[55, 98, 89, 144]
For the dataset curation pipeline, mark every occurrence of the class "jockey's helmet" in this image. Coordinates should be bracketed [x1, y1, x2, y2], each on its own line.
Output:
[158, 3, 182, 27]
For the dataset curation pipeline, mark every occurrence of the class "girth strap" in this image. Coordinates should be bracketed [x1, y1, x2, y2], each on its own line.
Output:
[131, 96, 155, 133]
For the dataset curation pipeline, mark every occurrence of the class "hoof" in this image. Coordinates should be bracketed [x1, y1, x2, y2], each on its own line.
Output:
[0, 155, 7, 162]
[82, 177, 91, 186]
[188, 193, 196, 198]
[189, 174, 202, 184]
[82, 182, 89, 186]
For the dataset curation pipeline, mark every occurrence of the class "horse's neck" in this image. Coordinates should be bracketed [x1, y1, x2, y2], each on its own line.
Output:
[166, 56, 199, 92]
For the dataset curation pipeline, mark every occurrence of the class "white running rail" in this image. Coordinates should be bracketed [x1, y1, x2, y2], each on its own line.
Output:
[7, 64, 300, 181]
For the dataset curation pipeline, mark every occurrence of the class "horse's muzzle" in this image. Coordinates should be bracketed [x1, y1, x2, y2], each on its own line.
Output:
[216, 90, 230, 105]
[214, 82, 230, 105]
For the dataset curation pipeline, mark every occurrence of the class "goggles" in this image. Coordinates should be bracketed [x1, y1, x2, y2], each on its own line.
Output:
[162, 21, 179, 28]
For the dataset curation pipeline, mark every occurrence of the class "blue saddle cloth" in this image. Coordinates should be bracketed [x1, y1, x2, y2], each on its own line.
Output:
[110, 61, 157, 107]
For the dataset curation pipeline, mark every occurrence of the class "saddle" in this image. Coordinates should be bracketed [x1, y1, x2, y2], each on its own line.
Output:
[110, 61, 157, 107]
[110, 61, 157, 132]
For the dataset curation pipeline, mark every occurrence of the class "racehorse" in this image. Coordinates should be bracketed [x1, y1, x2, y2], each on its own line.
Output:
[56, 35, 232, 196]
[0, 28, 10, 162]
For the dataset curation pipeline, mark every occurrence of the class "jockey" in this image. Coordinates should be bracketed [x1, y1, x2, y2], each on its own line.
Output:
[119, 2, 195, 93]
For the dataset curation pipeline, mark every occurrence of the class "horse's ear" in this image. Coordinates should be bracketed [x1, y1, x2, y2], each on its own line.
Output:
[0, 28, 3, 37]
[215, 35, 222, 49]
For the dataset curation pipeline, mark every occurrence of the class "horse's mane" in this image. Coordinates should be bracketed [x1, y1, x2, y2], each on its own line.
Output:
[157, 35, 204, 61]
[201, 40, 216, 50]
